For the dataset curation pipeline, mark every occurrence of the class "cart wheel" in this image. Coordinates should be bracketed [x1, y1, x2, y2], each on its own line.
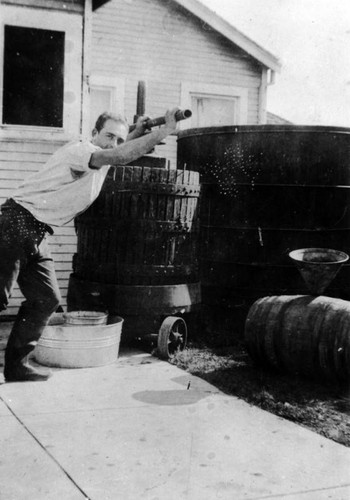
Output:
[157, 316, 187, 360]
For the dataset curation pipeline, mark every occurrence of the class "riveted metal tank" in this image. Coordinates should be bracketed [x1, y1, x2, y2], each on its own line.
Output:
[177, 125, 350, 334]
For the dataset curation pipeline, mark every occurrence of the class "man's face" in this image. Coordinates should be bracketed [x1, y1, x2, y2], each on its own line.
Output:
[92, 119, 128, 149]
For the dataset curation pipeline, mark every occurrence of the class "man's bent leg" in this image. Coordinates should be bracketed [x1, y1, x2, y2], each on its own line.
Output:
[0, 244, 20, 315]
[4, 238, 61, 381]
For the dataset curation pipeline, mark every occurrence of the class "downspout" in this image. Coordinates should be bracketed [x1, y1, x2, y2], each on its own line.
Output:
[81, 0, 93, 140]
[258, 67, 268, 124]
[258, 68, 276, 124]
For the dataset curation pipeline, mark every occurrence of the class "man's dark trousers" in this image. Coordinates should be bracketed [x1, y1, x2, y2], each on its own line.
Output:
[0, 235, 61, 375]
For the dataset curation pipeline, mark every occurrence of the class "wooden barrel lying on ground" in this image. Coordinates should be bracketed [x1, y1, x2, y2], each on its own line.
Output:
[244, 295, 350, 384]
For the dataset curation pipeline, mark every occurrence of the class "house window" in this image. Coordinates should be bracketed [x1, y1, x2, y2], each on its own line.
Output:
[3, 25, 65, 128]
[90, 89, 113, 131]
[191, 94, 238, 127]
[88, 75, 125, 135]
[181, 83, 248, 129]
[1, 5, 82, 140]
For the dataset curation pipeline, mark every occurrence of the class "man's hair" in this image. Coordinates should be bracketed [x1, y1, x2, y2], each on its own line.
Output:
[94, 112, 128, 133]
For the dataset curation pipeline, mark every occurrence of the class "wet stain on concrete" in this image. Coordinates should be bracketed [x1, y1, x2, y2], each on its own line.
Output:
[132, 389, 209, 406]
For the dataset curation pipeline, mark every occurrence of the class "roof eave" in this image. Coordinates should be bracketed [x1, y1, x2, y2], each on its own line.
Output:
[174, 0, 281, 72]
[91, 0, 281, 72]
[92, 0, 111, 10]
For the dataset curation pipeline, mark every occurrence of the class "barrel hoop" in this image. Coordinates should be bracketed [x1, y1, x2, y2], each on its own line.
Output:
[177, 125, 350, 138]
[108, 165, 200, 180]
[114, 283, 201, 315]
[201, 225, 350, 232]
[201, 260, 293, 268]
[245, 297, 274, 367]
[328, 303, 350, 382]
[201, 260, 350, 271]
[115, 265, 198, 276]
[201, 182, 350, 189]
[314, 300, 336, 379]
[74, 261, 198, 277]
[103, 180, 200, 197]
[265, 297, 289, 371]
[76, 218, 199, 232]
[68, 275, 201, 315]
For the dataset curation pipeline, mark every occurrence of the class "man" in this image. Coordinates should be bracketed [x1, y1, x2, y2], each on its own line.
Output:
[0, 107, 179, 382]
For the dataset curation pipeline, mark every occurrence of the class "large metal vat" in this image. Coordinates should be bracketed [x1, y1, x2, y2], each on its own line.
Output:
[177, 125, 350, 333]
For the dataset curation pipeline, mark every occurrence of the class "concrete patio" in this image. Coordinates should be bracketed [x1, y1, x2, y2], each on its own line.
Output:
[0, 321, 349, 500]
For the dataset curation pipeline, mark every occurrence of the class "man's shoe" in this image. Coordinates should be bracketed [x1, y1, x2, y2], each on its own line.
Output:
[4, 362, 52, 382]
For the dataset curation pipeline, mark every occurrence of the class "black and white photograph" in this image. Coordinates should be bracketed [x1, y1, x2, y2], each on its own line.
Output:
[0, 0, 349, 498]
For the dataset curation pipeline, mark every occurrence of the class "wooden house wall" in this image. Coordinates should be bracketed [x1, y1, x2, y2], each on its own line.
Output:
[0, 140, 76, 315]
[91, 0, 264, 164]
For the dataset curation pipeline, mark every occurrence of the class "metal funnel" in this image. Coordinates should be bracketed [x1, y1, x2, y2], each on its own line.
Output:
[289, 248, 349, 295]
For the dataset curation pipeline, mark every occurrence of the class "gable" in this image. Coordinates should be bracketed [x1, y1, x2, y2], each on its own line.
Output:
[92, 0, 281, 71]
[175, 0, 280, 72]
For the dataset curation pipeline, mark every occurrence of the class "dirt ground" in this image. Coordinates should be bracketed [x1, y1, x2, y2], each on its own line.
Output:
[171, 342, 350, 448]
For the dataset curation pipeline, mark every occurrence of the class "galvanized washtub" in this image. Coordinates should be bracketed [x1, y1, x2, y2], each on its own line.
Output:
[34, 313, 123, 368]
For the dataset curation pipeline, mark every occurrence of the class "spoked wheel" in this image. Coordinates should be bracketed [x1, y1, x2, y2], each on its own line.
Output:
[157, 316, 187, 360]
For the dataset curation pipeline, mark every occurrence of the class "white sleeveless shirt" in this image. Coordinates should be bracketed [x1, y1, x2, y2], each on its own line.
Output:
[13, 141, 110, 227]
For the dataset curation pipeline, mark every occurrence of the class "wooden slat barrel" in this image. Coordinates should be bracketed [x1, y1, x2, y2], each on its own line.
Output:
[244, 295, 350, 384]
[177, 125, 350, 334]
[73, 166, 200, 286]
[68, 164, 201, 343]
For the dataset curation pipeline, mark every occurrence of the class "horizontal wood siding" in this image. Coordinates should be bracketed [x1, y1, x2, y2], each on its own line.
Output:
[0, 139, 75, 316]
[91, 0, 262, 166]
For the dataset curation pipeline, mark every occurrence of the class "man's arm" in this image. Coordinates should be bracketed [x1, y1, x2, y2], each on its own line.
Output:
[126, 115, 150, 142]
[89, 108, 178, 169]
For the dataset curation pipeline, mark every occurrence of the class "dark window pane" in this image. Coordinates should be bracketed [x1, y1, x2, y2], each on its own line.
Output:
[3, 25, 65, 127]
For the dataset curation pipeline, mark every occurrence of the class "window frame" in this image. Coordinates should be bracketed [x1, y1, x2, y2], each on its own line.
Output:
[180, 82, 248, 129]
[85, 74, 125, 139]
[0, 5, 83, 141]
